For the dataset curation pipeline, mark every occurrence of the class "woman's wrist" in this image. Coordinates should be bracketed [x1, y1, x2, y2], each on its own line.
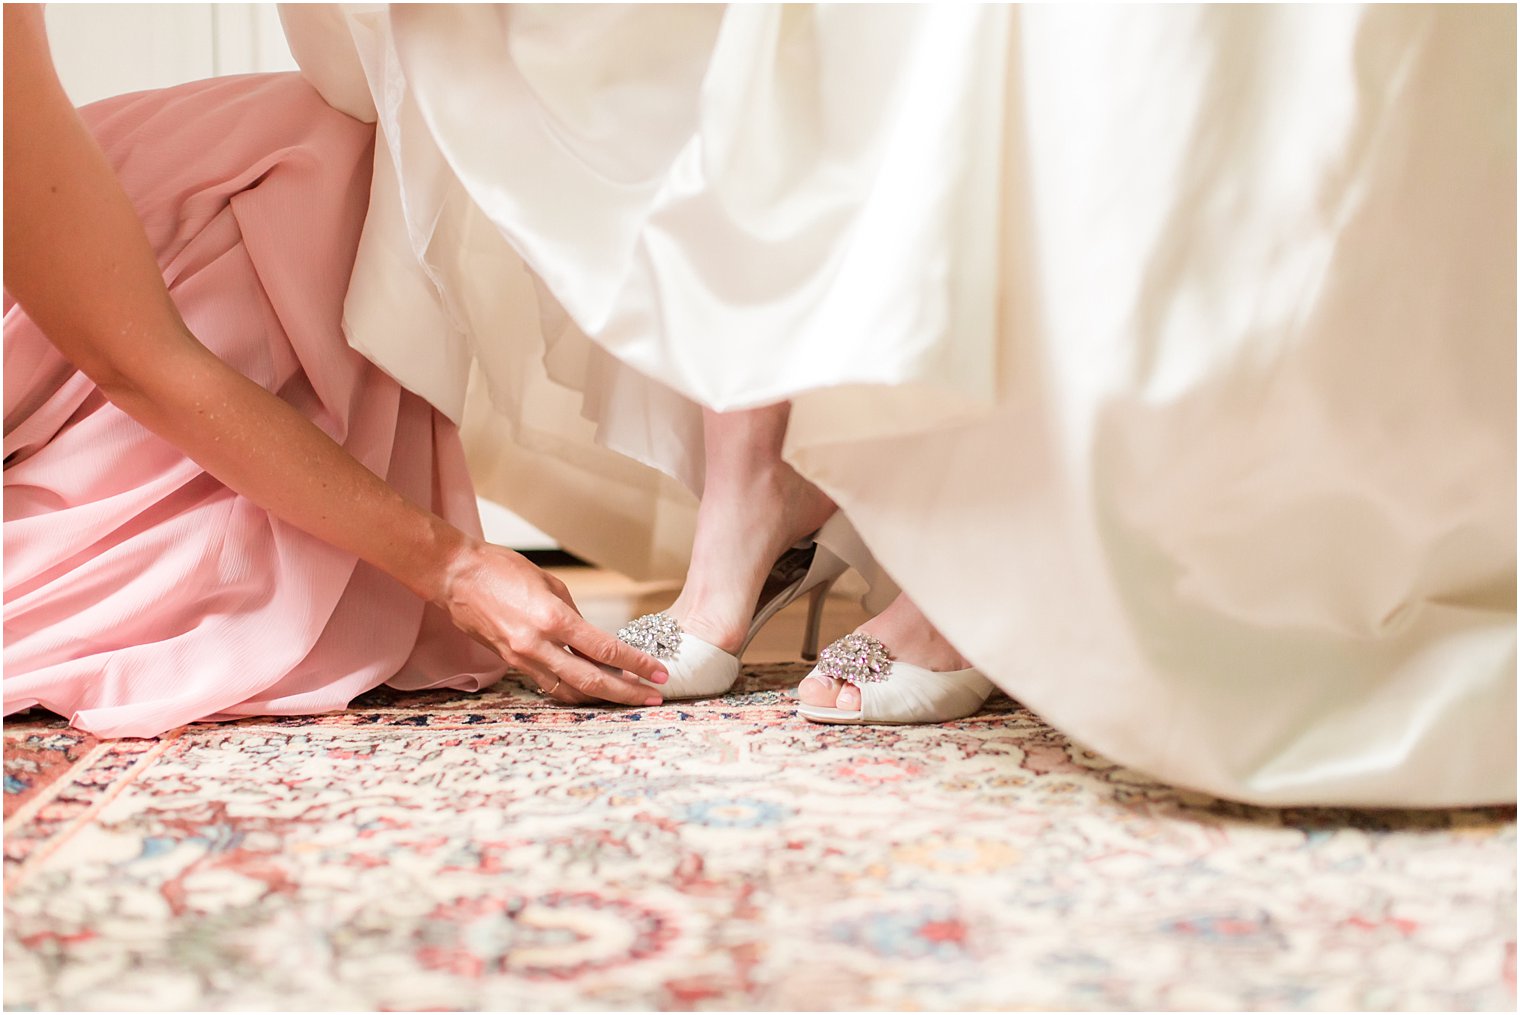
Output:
[410, 514, 482, 607]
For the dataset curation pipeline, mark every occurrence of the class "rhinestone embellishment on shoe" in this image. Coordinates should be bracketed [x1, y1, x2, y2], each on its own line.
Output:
[815, 632, 893, 685]
[616, 612, 683, 660]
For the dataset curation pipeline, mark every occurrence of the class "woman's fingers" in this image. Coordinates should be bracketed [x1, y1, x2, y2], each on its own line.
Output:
[485, 623, 657, 707]
[514, 654, 595, 704]
[543, 573, 577, 609]
[562, 617, 668, 685]
[442, 550, 667, 706]
[539, 646, 662, 707]
[543, 674, 596, 705]
[535, 582, 667, 685]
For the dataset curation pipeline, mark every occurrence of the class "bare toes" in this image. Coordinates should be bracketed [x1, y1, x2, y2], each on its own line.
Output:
[798, 673, 842, 708]
[836, 683, 861, 712]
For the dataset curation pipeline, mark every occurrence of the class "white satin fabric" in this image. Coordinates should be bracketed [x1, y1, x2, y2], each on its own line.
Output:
[281, 4, 1515, 807]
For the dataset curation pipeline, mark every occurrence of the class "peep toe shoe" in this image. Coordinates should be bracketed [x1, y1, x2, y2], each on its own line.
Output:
[796, 632, 994, 724]
[615, 516, 853, 700]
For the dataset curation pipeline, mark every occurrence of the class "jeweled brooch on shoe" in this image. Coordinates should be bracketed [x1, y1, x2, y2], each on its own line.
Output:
[617, 612, 683, 660]
[815, 632, 892, 685]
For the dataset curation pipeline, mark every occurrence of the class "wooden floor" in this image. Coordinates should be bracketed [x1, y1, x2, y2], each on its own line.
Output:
[548, 566, 872, 664]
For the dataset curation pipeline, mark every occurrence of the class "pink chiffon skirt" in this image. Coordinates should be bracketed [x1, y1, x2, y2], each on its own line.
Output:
[3, 73, 507, 738]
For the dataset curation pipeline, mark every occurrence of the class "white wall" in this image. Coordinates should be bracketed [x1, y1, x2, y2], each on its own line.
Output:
[45, 3, 297, 107]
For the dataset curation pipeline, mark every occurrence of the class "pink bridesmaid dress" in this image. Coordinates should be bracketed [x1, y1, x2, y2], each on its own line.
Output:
[3, 73, 507, 738]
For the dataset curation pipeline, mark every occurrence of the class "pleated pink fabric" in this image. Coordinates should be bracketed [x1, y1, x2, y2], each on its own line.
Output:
[3, 73, 507, 738]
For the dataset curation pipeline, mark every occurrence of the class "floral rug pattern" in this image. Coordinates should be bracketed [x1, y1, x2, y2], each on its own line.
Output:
[4, 665, 1515, 1011]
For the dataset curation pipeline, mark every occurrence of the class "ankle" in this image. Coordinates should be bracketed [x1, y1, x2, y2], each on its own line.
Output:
[667, 592, 751, 654]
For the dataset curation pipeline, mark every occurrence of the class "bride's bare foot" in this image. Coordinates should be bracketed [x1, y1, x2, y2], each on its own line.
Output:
[666, 405, 835, 654]
[797, 592, 971, 711]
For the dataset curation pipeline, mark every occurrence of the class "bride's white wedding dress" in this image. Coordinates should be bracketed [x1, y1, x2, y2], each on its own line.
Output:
[280, 4, 1514, 807]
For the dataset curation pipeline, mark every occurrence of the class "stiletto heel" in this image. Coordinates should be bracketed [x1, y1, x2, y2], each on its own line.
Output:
[617, 515, 854, 700]
[800, 580, 833, 662]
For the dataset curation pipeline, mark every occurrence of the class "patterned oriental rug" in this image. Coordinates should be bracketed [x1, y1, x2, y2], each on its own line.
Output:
[4, 665, 1515, 1011]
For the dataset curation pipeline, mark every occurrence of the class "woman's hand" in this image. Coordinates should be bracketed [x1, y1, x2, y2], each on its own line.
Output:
[437, 539, 669, 705]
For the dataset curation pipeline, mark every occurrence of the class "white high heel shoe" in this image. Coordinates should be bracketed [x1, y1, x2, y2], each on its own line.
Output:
[616, 516, 853, 700]
[796, 632, 994, 724]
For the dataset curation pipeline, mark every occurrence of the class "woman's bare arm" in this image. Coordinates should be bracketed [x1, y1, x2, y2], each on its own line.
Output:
[2, 6, 664, 704]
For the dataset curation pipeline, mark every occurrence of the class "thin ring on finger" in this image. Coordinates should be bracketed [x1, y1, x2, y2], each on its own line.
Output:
[547, 677, 563, 698]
